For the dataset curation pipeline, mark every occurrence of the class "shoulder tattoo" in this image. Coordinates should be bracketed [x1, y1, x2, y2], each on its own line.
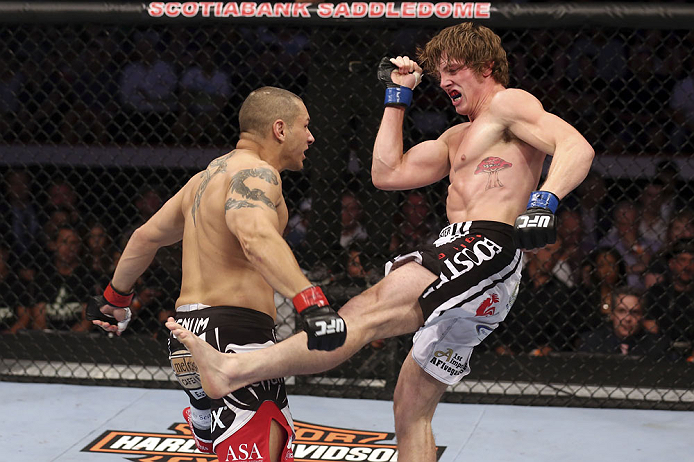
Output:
[225, 167, 279, 212]
[191, 152, 236, 225]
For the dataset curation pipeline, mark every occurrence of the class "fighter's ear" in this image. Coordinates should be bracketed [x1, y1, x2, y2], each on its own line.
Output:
[482, 61, 494, 78]
[272, 119, 287, 142]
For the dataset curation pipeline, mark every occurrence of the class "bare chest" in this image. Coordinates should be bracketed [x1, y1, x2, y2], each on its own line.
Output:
[450, 119, 519, 173]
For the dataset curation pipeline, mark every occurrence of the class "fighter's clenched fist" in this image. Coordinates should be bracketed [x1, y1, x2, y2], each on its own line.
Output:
[378, 56, 423, 108]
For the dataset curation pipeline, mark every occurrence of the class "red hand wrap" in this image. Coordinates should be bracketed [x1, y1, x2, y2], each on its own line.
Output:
[292, 286, 328, 314]
[104, 282, 134, 308]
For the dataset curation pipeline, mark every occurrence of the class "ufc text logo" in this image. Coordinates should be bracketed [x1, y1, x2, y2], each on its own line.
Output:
[516, 215, 550, 228]
[314, 318, 345, 336]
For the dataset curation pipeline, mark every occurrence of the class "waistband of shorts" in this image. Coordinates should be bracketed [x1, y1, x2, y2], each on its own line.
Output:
[176, 303, 211, 312]
[175, 304, 276, 329]
[439, 220, 514, 238]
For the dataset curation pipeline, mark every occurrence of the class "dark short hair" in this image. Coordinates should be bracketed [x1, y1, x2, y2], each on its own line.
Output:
[239, 86, 303, 136]
[610, 285, 643, 311]
[664, 238, 694, 261]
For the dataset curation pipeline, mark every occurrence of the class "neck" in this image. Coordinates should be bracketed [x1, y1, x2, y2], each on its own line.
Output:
[468, 83, 504, 121]
[236, 135, 283, 171]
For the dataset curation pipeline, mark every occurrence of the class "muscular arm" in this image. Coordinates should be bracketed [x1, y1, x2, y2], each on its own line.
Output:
[225, 167, 311, 298]
[372, 107, 451, 190]
[495, 89, 595, 199]
[111, 188, 186, 292]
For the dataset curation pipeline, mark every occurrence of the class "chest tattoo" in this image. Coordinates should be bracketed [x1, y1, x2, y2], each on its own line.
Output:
[474, 156, 513, 190]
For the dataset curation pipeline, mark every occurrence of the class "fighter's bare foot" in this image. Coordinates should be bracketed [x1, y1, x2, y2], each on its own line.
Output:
[166, 317, 239, 399]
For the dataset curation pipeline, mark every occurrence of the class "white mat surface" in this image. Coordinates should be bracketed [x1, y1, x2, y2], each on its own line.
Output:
[2, 382, 692, 462]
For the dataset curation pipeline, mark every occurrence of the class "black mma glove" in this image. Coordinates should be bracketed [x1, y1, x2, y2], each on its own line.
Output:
[513, 191, 559, 250]
[86, 281, 134, 334]
[293, 286, 346, 351]
[377, 57, 421, 108]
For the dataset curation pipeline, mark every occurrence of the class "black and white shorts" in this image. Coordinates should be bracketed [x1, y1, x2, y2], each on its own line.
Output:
[168, 305, 294, 449]
[385, 221, 523, 385]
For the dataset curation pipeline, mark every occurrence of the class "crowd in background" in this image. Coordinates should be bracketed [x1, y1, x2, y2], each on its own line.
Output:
[0, 25, 693, 152]
[2, 162, 694, 364]
[1, 23, 694, 365]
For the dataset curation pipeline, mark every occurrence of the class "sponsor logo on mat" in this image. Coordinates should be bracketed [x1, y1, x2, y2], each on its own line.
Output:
[82, 419, 447, 461]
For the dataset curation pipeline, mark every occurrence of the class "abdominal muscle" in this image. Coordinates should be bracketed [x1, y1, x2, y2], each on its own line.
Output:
[445, 141, 546, 225]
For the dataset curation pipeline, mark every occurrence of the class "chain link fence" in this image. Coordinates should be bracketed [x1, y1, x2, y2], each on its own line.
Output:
[1, 3, 694, 409]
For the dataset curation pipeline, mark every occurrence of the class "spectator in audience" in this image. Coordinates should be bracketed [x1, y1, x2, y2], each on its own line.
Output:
[9, 227, 97, 332]
[324, 244, 378, 309]
[644, 209, 694, 288]
[599, 200, 658, 289]
[644, 238, 694, 358]
[578, 286, 669, 358]
[284, 198, 312, 256]
[578, 247, 628, 323]
[573, 170, 611, 253]
[118, 33, 177, 144]
[0, 245, 33, 333]
[389, 190, 440, 254]
[1, 169, 41, 261]
[323, 244, 385, 350]
[493, 238, 577, 356]
[637, 179, 670, 253]
[44, 178, 83, 226]
[653, 160, 687, 219]
[175, 44, 231, 146]
[84, 222, 114, 291]
[339, 191, 368, 249]
[119, 185, 165, 239]
[552, 208, 585, 288]
[128, 258, 181, 339]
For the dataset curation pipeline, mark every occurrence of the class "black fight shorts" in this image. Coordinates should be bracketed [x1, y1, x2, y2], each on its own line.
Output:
[168, 305, 294, 452]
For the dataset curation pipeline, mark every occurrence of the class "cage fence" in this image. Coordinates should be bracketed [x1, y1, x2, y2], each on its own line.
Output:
[1, 2, 694, 410]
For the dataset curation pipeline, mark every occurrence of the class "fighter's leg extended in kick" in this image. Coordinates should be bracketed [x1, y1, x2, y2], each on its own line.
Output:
[166, 262, 435, 399]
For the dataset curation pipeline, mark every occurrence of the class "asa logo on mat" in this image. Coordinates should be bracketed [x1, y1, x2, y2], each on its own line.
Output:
[82, 419, 446, 461]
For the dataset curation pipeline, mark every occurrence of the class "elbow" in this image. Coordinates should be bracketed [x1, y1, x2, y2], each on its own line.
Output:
[130, 226, 157, 248]
[371, 170, 397, 191]
[131, 223, 172, 249]
[582, 142, 596, 171]
[583, 140, 595, 163]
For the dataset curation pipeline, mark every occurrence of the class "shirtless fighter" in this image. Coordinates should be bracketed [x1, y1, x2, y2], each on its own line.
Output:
[166, 23, 594, 462]
[87, 86, 346, 462]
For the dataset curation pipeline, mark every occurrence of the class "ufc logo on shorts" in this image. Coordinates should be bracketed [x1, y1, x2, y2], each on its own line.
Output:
[516, 215, 550, 228]
[314, 318, 345, 336]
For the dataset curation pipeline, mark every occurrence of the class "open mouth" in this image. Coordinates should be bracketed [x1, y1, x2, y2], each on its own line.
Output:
[449, 90, 462, 102]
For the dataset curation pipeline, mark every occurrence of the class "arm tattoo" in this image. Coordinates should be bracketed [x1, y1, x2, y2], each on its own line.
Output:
[191, 152, 235, 225]
[224, 199, 260, 210]
[226, 168, 278, 211]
